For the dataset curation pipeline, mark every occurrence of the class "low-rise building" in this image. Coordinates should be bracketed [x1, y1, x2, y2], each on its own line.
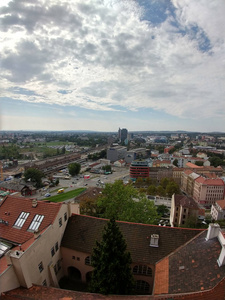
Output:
[170, 194, 199, 227]
[0, 195, 79, 295]
[211, 199, 225, 220]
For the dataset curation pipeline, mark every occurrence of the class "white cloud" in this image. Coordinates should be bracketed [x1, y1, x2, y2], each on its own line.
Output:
[0, 0, 224, 128]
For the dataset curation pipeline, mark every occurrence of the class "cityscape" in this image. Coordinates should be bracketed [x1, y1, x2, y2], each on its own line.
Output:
[0, 0, 225, 299]
[0, 128, 225, 299]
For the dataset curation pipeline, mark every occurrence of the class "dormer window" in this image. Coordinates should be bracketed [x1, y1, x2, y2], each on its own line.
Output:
[28, 214, 44, 232]
[150, 234, 159, 247]
[14, 212, 30, 229]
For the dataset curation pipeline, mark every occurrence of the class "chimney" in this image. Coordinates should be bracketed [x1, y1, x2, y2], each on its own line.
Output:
[205, 223, 220, 241]
[32, 199, 38, 208]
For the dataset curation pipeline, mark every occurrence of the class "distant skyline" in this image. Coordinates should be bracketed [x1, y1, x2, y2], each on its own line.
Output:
[0, 0, 225, 132]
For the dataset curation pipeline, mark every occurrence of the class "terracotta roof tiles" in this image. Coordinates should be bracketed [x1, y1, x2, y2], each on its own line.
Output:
[0, 195, 62, 245]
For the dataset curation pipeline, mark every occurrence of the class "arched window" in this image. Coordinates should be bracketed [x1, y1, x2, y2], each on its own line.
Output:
[85, 256, 91, 265]
[133, 265, 152, 276]
[135, 280, 150, 292]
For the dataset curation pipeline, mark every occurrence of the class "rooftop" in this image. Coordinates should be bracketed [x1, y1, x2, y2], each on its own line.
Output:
[0, 195, 62, 245]
[174, 195, 199, 210]
[61, 214, 203, 265]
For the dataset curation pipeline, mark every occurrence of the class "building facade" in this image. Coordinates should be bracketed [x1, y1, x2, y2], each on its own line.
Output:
[130, 160, 150, 180]
[193, 177, 225, 207]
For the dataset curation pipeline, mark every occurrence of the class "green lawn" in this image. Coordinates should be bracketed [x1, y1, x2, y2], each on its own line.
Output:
[45, 188, 86, 202]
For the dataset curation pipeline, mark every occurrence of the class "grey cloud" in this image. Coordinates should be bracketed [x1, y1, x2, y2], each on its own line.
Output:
[1, 40, 52, 82]
[0, 1, 82, 33]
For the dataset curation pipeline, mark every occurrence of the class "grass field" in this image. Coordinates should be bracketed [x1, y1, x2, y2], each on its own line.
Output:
[45, 188, 86, 202]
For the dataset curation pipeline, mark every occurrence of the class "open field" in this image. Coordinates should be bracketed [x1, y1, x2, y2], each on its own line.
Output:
[44, 188, 86, 202]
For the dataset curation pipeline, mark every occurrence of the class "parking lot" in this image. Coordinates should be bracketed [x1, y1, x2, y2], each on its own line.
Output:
[38, 166, 130, 200]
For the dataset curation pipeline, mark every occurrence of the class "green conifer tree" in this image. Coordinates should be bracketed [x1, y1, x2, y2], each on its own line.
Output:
[89, 218, 134, 295]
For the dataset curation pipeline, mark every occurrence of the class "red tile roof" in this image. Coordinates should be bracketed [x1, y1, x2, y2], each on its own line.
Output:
[216, 200, 225, 210]
[195, 176, 205, 183]
[0, 195, 62, 245]
[203, 179, 225, 186]
[184, 169, 193, 175]
[186, 162, 202, 169]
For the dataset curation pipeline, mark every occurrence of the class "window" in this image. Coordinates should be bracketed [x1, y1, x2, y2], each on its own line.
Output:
[183, 215, 186, 219]
[184, 208, 186, 213]
[150, 234, 159, 247]
[14, 212, 30, 228]
[55, 242, 59, 252]
[64, 212, 67, 222]
[28, 215, 44, 232]
[42, 279, 47, 286]
[72, 256, 75, 260]
[38, 262, 44, 273]
[51, 247, 55, 257]
[133, 265, 152, 276]
[77, 257, 80, 261]
[85, 256, 91, 265]
[135, 280, 150, 292]
[59, 218, 62, 227]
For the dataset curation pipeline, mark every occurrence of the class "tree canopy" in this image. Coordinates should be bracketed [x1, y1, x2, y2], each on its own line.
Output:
[89, 218, 134, 295]
[24, 168, 44, 188]
[96, 180, 158, 224]
[68, 162, 81, 176]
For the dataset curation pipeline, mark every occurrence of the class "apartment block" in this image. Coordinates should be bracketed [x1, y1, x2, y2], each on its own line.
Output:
[211, 200, 225, 221]
[170, 194, 199, 227]
[193, 177, 225, 207]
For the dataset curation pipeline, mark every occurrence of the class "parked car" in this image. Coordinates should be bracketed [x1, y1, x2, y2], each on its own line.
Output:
[44, 193, 51, 197]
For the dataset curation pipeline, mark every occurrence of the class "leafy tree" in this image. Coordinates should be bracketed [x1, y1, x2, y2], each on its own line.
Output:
[165, 182, 180, 197]
[96, 180, 158, 224]
[157, 205, 169, 217]
[145, 177, 152, 186]
[209, 156, 225, 167]
[24, 168, 44, 188]
[102, 165, 112, 173]
[181, 215, 198, 228]
[157, 185, 166, 197]
[173, 159, 178, 167]
[80, 196, 98, 216]
[147, 185, 157, 195]
[89, 218, 134, 295]
[195, 161, 204, 166]
[135, 177, 144, 187]
[160, 178, 170, 189]
[68, 162, 81, 176]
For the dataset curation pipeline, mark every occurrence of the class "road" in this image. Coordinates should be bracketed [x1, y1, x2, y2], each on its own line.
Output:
[37, 167, 130, 200]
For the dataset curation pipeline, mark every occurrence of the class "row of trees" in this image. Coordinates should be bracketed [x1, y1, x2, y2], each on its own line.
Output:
[134, 177, 180, 198]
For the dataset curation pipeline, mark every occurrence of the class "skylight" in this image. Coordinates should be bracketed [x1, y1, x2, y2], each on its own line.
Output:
[28, 214, 44, 232]
[14, 212, 30, 228]
[0, 241, 11, 258]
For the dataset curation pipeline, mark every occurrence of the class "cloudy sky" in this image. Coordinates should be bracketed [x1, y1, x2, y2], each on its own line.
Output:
[0, 0, 224, 132]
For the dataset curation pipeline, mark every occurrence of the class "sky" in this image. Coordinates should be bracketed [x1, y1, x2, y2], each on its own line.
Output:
[0, 0, 225, 133]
